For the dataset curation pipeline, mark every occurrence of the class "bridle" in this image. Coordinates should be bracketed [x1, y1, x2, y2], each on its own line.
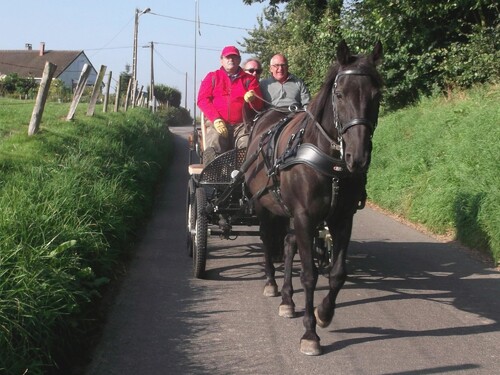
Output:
[333, 69, 378, 136]
[306, 69, 379, 158]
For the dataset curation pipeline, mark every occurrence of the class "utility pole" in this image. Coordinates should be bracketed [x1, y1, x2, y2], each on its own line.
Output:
[185, 72, 188, 109]
[132, 7, 151, 107]
[149, 41, 155, 113]
[193, 0, 199, 125]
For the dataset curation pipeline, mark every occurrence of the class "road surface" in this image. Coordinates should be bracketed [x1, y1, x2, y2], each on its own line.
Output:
[84, 126, 500, 375]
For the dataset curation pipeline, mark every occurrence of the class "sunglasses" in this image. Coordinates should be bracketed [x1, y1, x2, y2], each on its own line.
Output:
[245, 68, 263, 74]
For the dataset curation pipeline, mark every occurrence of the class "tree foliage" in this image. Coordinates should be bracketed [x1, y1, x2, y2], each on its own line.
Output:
[119, 69, 131, 99]
[48, 78, 72, 102]
[242, 0, 499, 111]
[0, 73, 37, 98]
[342, 0, 499, 109]
[154, 84, 182, 108]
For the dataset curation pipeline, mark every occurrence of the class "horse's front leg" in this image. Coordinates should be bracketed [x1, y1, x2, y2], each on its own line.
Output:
[315, 215, 353, 328]
[295, 220, 321, 356]
[279, 231, 296, 318]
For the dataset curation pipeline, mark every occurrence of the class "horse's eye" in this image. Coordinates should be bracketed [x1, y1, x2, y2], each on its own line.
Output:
[335, 91, 343, 99]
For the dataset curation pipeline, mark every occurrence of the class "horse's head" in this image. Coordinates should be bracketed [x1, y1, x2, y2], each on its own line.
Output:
[332, 40, 383, 173]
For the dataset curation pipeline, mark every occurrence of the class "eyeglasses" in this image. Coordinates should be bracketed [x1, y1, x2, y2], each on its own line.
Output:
[245, 68, 263, 74]
[271, 64, 288, 69]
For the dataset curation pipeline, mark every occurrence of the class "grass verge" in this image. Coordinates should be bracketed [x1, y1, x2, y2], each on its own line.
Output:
[0, 102, 172, 374]
[368, 84, 499, 266]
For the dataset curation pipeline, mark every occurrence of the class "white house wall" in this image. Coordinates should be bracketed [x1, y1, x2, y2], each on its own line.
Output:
[57, 53, 97, 89]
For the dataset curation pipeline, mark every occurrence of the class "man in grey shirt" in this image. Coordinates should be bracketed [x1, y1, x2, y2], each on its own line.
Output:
[260, 53, 311, 109]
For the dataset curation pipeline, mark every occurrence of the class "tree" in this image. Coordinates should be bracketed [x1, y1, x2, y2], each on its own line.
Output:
[242, 0, 499, 111]
[154, 84, 182, 108]
[0, 73, 37, 98]
[341, 0, 499, 109]
[119, 65, 132, 98]
[242, 1, 344, 94]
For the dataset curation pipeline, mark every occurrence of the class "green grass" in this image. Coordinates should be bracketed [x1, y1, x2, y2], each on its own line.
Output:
[368, 84, 499, 265]
[0, 99, 172, 374]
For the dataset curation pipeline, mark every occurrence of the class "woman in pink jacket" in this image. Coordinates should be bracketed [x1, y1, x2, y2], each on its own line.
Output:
[197, 45, 263, 164]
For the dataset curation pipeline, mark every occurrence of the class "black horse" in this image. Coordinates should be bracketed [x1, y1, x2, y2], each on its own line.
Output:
[244, 40, 383, 355]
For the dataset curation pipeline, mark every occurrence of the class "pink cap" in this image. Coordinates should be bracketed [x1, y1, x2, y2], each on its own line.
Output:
[221, 46, 240, 57]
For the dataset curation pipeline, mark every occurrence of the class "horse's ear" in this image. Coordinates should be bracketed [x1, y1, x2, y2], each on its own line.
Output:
[371, 41, 383, 65]
[336, 39, 351, 65]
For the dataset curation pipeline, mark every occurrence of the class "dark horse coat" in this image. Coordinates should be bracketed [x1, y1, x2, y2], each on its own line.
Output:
[244, 40, 383, 355]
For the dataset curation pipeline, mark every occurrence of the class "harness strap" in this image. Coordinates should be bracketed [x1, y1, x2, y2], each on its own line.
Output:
[305, 110, 342, 152]
[278, 143, 347, 177]
[328, 177, 340, 218]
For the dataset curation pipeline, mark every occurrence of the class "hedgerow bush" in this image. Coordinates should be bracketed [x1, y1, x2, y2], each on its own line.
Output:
[0, 105, 172, 374]
[158, 105, 193, 126]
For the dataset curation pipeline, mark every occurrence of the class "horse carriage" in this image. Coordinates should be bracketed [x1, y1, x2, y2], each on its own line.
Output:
[186, 111, 334, 279]
[186, 40, 383, 356]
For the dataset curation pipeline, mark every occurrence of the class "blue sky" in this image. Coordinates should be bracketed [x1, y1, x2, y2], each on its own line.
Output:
[1, 0, 268, 114]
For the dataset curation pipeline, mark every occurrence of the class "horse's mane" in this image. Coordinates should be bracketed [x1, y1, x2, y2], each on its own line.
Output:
[307, 53, 383, 122]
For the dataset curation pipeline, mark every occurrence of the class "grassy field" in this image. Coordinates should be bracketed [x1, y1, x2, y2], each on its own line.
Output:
[0, 99, 172, 374]
[368, 84, 499, 266]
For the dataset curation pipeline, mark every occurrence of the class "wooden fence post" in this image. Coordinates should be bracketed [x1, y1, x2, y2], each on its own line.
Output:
[124, 77, 132, 111]
[66, 63, 91, 121]
[28, 61, 57, 136]
[136, 85, 144, 106]
[103, 71, 112, 113]
[87, 65, 107, 116]
[114, 78, 121, 112]
[137, 88, 144, 107]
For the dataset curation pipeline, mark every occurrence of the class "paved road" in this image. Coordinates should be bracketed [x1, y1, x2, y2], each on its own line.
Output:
[84, 126, 500, 375]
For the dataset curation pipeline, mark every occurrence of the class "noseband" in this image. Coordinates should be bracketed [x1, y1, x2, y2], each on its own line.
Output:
[333, 69, 377, 137]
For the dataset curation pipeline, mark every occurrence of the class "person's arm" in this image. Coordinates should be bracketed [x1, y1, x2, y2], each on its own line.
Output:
[197, 72, 221, 122]
[299, 80, 311, 107]
[247, 76, 264, 110]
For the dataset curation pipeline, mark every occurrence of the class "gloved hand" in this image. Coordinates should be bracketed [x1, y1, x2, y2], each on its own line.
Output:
[244, 90, 256, 103]
[213, 118, 228, 138]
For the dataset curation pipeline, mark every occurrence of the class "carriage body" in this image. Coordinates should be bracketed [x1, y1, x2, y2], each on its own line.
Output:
[186, 146, 261, 278]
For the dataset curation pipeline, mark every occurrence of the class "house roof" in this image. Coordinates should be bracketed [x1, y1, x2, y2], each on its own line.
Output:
[0, 49, 84, 78]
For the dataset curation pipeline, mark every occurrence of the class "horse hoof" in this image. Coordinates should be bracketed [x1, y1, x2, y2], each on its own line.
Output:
[263, 284, 278, 297]
[300, 339, 322, 356]
[314, 307, 331, 328]
[278, 304, 295, 318]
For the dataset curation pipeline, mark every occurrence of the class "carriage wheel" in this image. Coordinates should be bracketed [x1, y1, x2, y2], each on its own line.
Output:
[186, 178, 196, 257]
[193, 187, 208, 278]
[313, 225, 333, 277]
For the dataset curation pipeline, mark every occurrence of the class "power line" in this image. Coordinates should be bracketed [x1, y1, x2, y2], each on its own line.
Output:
[154, 41, 219, 52]
[85, 46, 131, 51]
[87, 16, 134, 58]
[152, 47, 184, 76]
[149, 11, 252, 31]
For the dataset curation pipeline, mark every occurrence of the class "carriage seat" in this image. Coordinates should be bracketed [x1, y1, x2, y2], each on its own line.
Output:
[188, 164, 204, 175]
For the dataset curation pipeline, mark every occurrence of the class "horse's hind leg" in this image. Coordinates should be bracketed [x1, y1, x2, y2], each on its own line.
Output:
[259, 214, 286, 297]
[279, 230, 296, 318]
